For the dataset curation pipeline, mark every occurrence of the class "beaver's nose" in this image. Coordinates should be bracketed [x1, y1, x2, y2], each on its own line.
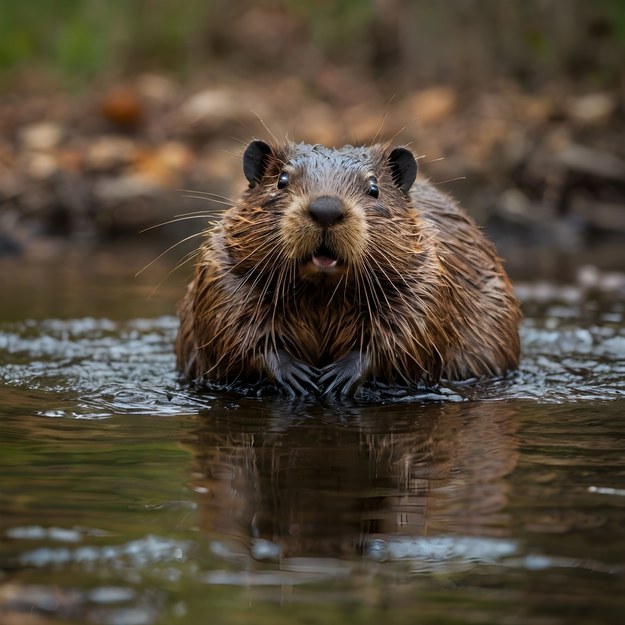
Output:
[308, 196, 345, 226]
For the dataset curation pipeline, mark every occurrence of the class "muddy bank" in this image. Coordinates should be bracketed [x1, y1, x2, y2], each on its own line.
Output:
[1, 75, 624, 270]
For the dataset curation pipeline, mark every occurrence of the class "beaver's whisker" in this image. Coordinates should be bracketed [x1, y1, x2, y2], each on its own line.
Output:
[371, 108, 389, 147]
[374, 248, 409, 287]
[342, 264, 350, 305]
[230, 261, 270, 309]
[233, 249, 276, 294]
[250, 111, 281, 146]
[227, 230, 279, 250]
[140, 214, 219, 233]
[236, 245, 282, 310]
[181, 194, 235, 208]
[177, 189, 236, 202]
[420, 156, 445, 165]
[250, 261, 278, 314]
[225, 234, 281, 278]
[269, 264, 289, 349]
[369, 255, 411, 306]
[173, 208, 222, 216]
[166, 209, 224, 221]
[353, 265, 367, 318]
[381, 126, 408, 154]
[241, 256, 282, 350]
[432, 176, 467, 186]
[356, 264, 376, 322]
[273, 260, 290, 310]
[169, 246, 201, 272]
[135, 231, 204, 277]
[208, 255, 275, 327]
[147, 247, 200, 298]
[327, 273, 345, 309]
[363, 258, 393, 312]
[227, 235, 279, 255]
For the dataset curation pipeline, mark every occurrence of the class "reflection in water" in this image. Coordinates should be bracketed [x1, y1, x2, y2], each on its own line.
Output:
[188, 400, 519, 565]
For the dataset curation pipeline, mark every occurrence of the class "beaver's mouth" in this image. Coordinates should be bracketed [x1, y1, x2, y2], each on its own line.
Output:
[311, 244, 340, 269]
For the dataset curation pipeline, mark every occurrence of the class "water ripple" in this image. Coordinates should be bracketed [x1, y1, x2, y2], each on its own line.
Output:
[1, 301, 624, 416]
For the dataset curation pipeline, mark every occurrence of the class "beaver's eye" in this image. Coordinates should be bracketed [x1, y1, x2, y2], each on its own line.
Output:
[366, 178, 379, 199]
[277, 172, 289, 189]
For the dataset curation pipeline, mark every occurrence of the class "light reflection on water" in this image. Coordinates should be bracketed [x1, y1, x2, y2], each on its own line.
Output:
[1, 305, 623, 419]
[1, 256, 625, 624]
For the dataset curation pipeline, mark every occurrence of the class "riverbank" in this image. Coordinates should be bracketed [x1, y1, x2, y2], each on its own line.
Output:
[1, 74, 624, 268]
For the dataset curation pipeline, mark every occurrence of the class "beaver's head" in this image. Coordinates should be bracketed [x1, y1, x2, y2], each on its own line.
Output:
[223, 141, 421, 286]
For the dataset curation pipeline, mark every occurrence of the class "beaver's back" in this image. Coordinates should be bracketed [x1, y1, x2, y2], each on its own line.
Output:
[410, 179, 520, 380]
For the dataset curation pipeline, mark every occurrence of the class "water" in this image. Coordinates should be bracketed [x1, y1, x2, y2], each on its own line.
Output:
[1, 249, 624, 625]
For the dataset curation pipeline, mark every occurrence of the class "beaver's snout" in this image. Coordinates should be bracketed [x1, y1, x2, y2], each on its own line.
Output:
[308, 195, 345, 227]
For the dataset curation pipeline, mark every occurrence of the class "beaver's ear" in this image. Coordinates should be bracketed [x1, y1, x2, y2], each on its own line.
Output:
[388, 147, 417, 194]
[243, 140, 273, 187]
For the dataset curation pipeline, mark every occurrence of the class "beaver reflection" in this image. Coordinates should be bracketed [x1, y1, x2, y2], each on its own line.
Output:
[189, 400, 519, 559]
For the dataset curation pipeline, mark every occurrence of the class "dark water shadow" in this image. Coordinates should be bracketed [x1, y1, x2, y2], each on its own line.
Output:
[183, 398, 520, 572]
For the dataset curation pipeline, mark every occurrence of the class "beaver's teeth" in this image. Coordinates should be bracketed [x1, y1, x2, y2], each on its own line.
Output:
[312, 243, 338, 267]
[313, 255, 338, 268]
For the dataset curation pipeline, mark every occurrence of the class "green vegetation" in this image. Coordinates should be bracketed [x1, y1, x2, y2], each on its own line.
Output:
[0, 0, 624, 88]
[0, 0, 210, 84]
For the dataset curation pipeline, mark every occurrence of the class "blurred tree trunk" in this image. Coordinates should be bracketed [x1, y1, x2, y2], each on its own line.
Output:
[367, 0, 620, 89]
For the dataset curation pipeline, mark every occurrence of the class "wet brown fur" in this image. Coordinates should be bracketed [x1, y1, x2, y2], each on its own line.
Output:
[175, 141, 521, 394]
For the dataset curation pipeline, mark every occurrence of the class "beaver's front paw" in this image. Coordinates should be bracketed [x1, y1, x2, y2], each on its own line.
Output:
[266, 350, 320, 398]
[319, 351, 367, 398]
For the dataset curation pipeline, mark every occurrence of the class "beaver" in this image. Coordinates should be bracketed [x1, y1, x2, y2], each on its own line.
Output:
[176, 140, 521, 398]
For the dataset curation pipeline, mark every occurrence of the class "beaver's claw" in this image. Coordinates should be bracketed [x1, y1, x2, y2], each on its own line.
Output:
[267, 350, 320, 398]
[319, 351, 365, 398]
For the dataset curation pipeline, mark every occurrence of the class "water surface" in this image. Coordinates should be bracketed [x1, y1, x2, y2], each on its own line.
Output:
[1, 249, 624, 625]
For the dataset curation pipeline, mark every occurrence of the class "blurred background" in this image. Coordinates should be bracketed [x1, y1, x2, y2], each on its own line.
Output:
[1, 0, 624, 279]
